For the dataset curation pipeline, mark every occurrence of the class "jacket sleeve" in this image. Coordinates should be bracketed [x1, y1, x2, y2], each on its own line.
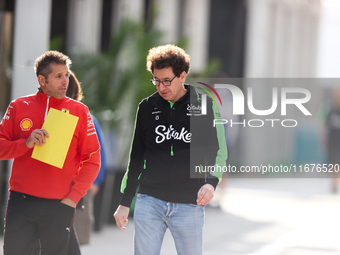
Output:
[0, 101, 30, 160]
[119, 102, 145, 207]
[205, 100, 228, 188]
[92, 115, 107, 186]
[67, 108, 101, 203]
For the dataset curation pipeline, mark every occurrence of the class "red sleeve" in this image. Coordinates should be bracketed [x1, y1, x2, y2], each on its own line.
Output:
[66, 108, 101, 203]
[0, 102, 30, 160]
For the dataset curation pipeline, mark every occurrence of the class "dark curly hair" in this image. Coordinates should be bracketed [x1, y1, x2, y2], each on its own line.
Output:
[34, 51, 72, 82]
[146, 44, 190, 77]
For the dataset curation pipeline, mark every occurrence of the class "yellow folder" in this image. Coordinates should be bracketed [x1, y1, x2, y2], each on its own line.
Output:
[31, 108, 79, 169]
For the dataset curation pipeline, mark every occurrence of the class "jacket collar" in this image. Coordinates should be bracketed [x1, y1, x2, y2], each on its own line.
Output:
[35, 91, 69, 106]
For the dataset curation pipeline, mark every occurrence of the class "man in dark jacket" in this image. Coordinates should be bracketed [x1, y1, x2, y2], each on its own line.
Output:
[114, 44, 227, 255]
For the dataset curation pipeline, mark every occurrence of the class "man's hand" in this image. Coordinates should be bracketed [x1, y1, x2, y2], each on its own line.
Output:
[61, 198, 77, 208]
[26, 129, 49, 148]
[113, 205, 130, 231]
[197, 183, 215, 205]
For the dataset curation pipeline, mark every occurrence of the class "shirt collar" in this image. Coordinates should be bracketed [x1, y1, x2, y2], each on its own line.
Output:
[35, 90, 68, 106]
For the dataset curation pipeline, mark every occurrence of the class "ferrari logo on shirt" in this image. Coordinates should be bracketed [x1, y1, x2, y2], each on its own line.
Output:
[61, 108, 70, 114]
[20, 118, 33, 131]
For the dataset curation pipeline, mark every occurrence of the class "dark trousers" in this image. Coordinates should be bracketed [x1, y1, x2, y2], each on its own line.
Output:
[31, 226, 81, 255]
[3, 191, 75, 255]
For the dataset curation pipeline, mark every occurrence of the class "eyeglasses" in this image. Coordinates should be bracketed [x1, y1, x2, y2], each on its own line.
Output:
[150, 75, 176, 86]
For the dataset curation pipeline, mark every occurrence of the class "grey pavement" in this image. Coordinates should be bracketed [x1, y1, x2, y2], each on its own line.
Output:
[1, 178, 339, 254]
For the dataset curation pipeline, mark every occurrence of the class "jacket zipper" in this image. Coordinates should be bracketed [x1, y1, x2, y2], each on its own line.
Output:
[170, 103, 175, 201]
[44, 95, 51, 120]
[170, 106, 174, 157]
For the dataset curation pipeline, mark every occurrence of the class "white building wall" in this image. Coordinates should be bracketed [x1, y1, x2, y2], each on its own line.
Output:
[67, 0, 103, 54]
[244, 0, 274, 78]
[154, 0, 181, 44]
[245, 0, 320, 78]
[182, 0, 210, 73]
[112, 0, 144, 33]
[243, 0, 321, 166]
[317, 0, 340, 78]
[11, 0, 52, 99]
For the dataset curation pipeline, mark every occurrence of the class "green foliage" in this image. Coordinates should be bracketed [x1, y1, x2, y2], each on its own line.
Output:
[190, 58, 222, 78]
[71, 18, 164, 126]
[68, 16, 222, 166]
[71, 17, 221, 128]
[49, 35, 64, 52]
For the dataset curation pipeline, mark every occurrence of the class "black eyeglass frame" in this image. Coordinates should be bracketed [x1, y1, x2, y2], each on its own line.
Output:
[150, 75, 177, 86]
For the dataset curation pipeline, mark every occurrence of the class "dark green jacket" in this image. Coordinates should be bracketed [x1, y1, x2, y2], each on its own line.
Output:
[120, 85, 227, 207]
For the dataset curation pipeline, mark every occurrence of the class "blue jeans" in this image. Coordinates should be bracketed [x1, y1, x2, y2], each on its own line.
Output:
[133, 193, 204, 255]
